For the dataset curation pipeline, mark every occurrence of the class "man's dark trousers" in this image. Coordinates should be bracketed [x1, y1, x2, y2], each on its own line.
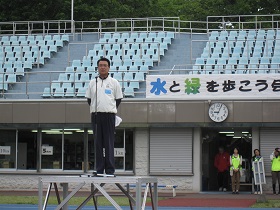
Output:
[218, 170, 228, 188]
[92, 112, 115, 174]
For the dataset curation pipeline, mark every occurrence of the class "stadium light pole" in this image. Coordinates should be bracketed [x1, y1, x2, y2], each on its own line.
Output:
[71, 0, 74, 34]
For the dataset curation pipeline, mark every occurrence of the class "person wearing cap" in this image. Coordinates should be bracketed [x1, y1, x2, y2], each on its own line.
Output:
[270, 148, 280, 194]
[86, 57, 123, 176]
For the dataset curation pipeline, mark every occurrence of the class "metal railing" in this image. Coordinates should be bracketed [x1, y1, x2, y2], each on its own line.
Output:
[1, 15, 280, 37]
[207, 14, 280, 32]
[0, 70, 149, 99]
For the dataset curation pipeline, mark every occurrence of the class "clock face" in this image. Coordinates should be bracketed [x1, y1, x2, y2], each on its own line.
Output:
[208, 103, 228, 122]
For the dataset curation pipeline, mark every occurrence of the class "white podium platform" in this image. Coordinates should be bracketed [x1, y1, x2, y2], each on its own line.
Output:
[38, 175, 158, 210]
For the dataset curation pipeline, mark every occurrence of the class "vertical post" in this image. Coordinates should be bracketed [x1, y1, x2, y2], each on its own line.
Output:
[84, 128, 88, 173]
[258, 159, 263, 194]
[135, 181, 141, 210]
[71, 0, 74, 34]
[154, 181, 158, 210]
[62, 183, 69, 210]
[37, 129, 42, 172]
[38, 177, 43, 210]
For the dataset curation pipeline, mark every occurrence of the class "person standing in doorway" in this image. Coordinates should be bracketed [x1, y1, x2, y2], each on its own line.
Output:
[270, 148, 280, 194]
[230, 147, 242, 194]
[251, 149, 262, 194]
[86, 57, 123, 176]
[214, 146, 230, 192]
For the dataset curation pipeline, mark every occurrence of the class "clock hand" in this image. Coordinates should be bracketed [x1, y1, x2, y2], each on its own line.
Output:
[217, 105, 223, 113]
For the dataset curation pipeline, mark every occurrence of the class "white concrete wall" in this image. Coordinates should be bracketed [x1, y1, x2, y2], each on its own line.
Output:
[134, 128, 149, 176]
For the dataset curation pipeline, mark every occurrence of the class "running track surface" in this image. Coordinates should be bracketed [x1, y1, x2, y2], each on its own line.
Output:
[0, 205, 275, 210]
[154, 197, 256, 207]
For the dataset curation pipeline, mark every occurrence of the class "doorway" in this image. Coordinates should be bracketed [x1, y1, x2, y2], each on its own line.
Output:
[201, 128, 252, 191]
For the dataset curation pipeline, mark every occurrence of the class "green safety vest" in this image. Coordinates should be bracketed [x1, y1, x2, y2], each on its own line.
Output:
[271, 156, 280, 172]
[231, 154, 242, 170]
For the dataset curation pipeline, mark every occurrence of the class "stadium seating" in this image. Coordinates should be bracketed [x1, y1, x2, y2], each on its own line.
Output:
[44, 31, 175, 98]
[194, 29, 280, 74]
[0, 34, 69, 91]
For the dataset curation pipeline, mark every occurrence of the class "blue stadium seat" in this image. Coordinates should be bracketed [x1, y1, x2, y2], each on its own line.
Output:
[82, 59, 92, 68]
[139, 65, 149, 73]
[271, 57, 280, 64]
[166, 32, 175, 39]
[135, 37, 144, 43]
[148, 32, 157, 39]
[124, 86, 134, 97]
[157, 31, 166, 39]
[112, 59, 122, 67]
[61, 34, 70, 42]
[145, 37, 153, 43]
[18, 36, 26, 42]
[103, 33, 112, 40]
[266, 31, 275, 40]
[42, 87, 52, 98]
[53, 35, 61, 41]
[49, 45, 57, 53]
[121, 32, 129, 39]
[134, 72, 145, 81]
[23, 60, 32, 69]
[124, 72, 133, 81]
[65, 87, 76, 97]
[133, 59, 143, 67]
[139, 33, 148, 39]
[123, 60, 132, 67]
[72, 60, 81, 67]
[260, 57, 270, 64]
[6, 74, 17, 84]
[80, 73, 90, 82]
[129, 65, 138, 71]
[113, 72, 123, 80]
[58, 73, 68, 82]
[76, 87, 87, 97]
[129, 81, 139, 89]
[195, 57, 205, 65]
[238, 57, 248, 65]
[53, 87, 65, 97]
[66, 66, 74, 72]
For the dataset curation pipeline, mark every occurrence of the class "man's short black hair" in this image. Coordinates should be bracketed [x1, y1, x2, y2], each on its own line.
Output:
[97, 57, 110, 67]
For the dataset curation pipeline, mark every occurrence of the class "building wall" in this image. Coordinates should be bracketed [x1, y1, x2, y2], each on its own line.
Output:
[0, 100, 280, 125]
[0, 100, 279, 192]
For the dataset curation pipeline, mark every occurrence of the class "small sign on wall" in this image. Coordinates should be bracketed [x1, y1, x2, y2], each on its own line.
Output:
[42, 145, 53, 155]
[0, 146, 11, 155]
[114, 148, 125, 157]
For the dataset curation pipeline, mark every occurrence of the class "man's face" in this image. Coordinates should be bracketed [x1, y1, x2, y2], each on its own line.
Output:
[98, 61, 109, 76]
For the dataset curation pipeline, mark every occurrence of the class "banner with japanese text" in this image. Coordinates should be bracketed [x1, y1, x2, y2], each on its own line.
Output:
[146, 74, 280, 99]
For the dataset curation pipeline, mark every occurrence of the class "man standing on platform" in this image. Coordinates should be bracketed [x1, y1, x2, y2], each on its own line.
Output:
[214, 146, 230, 192]
[86, 57, 123, 176]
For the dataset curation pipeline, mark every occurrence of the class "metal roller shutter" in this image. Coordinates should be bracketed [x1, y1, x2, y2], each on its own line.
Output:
[260, 128, 280, 175]
[150, 128, 193, 175]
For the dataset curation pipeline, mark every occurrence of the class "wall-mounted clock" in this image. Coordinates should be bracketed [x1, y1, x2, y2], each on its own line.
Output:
[208, 102, 228, 122]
